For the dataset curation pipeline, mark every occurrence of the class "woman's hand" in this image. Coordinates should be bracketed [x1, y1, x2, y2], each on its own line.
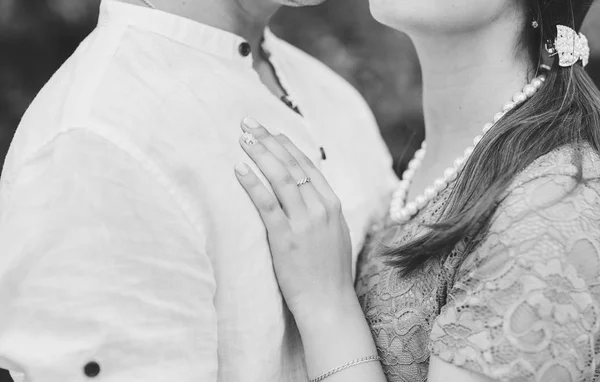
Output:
[235, 117, 386, 382]
[234, 117, 355, 322]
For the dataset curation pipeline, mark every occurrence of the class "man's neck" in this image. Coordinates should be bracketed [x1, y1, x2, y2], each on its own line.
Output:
[118, 0, 279, 60]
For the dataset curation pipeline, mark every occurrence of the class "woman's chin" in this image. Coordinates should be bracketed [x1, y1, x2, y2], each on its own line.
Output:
[368, 0, 420, 33]
[368, 0, 514, 36]
[368, 0, 397, 28]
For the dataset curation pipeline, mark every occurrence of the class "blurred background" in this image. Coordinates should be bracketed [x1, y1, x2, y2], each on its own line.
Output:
[0, 1, 599, 380]
[2, 0, 598, 172]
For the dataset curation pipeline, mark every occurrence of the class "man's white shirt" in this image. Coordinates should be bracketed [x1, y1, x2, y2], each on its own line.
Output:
[0, 1, 398, 381]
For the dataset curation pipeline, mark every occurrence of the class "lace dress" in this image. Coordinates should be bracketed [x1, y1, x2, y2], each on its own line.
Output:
[356, 145, 600, 382]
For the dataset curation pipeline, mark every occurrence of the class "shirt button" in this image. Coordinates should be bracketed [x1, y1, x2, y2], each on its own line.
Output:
[84, 361, 101, 378]
[238, 42, 252, 57]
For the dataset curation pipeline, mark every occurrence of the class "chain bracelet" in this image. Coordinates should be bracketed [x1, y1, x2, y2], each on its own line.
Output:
[139, 0, 156, 9]
[308, 355, 382, 382]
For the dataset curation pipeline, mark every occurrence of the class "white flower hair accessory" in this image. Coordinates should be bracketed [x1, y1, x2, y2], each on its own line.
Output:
[548, 25, 590, 67]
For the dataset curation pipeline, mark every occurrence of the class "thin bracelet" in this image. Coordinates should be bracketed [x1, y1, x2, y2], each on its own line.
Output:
[308, 355, 382, 382]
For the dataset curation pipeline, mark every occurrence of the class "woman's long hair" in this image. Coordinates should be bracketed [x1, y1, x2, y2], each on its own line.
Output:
[386, 0, 600, 275]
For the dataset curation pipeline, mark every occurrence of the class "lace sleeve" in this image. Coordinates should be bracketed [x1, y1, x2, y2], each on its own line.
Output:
[429, 166, 600, 381]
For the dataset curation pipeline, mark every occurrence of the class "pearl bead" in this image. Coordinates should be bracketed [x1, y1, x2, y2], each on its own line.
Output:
[414, 149, 426, 160]
[531, 78, 543, 89]
[434, 178, 448, 192]
[402, 168, 414, 181]
[473, 135, 483, 146]
[406, 202, 418, 215]
[424, 186, 437, 199]
[523, 84, 537, 97]
[502, 102, 516, 112]
[454, 156, 465, 169]
[408, 160, 420, 170]
[415, 195, 428, 209]
[493, 112, 505, 123]
[464, 146, 474, 158]
[539, 75, 546, 82]
[444, 167, 457, 180]
[482, 122, 494, 134]
[400, 210, 412, 221]
[513, 92, 527, 104]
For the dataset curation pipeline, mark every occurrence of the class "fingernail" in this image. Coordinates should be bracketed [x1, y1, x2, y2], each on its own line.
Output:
[242, 132, 257, 146]
[243, 117, 261, 129]
[235, 163, 250, 175]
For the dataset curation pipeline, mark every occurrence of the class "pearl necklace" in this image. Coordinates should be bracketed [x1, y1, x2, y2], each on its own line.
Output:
[390, 74, 547, 223]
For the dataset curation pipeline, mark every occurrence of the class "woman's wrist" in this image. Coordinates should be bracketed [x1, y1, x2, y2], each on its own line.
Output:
[289, 286, 361, 333]
[289, 288, 386, 381]
[289, 287, 368, 329]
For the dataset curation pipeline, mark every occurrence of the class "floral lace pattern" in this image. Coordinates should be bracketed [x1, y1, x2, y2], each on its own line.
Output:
[356, 145, 600, 381]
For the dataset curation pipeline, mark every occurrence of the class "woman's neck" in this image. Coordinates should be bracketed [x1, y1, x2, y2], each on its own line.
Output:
[413, 16, 530, 167]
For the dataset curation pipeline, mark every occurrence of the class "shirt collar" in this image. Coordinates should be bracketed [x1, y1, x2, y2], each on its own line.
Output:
[98, 0, 273, 67]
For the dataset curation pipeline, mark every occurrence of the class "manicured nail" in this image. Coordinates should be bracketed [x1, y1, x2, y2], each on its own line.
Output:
[235, 163, 250, 175]
[243, 117, 261, 129]
[242, 132, 257, 146]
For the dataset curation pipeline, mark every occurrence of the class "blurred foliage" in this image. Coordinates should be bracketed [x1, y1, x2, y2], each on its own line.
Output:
[1, 0, 600, 170]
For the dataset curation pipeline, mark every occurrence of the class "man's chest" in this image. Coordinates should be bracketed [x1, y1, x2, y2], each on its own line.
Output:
[165, 72, 388, 248]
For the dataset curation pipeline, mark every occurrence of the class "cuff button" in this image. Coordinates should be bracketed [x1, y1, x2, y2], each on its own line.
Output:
[84, 361, 101, 378]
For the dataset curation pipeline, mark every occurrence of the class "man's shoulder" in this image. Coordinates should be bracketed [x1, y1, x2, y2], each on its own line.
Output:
[5, 25, 129, 169]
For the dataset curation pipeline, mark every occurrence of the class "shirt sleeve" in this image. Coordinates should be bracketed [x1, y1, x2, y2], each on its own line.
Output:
[0, 128, 218, 381]
[429, 171, 600, 381]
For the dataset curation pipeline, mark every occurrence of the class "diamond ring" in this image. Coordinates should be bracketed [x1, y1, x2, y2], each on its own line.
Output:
[296, 177, 312, 187]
